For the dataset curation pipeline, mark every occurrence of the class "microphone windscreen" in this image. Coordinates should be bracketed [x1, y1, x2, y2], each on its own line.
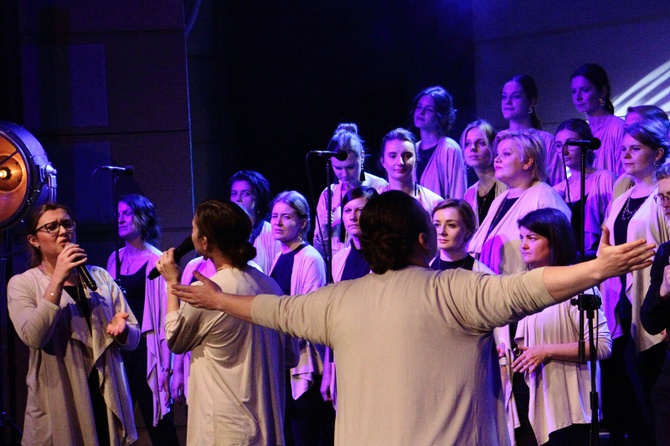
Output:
[173, 236, 195, 260]
[147, 235, 195, 280]
[333, 150, 349, 162]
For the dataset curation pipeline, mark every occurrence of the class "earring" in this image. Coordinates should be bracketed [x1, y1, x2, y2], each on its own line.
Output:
[599, 97, 606, 106]
[528, 106, 534, 115]
[359, 166, 366, 182]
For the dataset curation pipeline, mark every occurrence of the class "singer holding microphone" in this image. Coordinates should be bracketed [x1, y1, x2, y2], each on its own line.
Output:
[313, 123, 387, 258]
[7, 203, 140, 445]
[107, 194, 181, 445]
[156, 199, 298, 445]
[552, 118, 615, 257]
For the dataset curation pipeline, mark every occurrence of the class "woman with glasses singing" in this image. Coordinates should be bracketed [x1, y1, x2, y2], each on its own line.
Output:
[411, 86, 467, 199]
[7, 203, 140, 445]
[598, 120, 670, 445]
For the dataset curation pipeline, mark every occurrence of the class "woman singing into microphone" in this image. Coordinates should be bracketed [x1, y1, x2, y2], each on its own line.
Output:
[313, 123, 387, 258]
[8, 203, 140, 445]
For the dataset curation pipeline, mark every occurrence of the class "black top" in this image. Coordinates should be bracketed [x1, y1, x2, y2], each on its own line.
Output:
[642, 241, 670, 335]
[612, 196, 647, 327]
[613, 196, 647, 246]
[430, 254, 476, 271]
[117, 261, 148, 326]
[416, 144, 437, 182]
[271, 243, 307, 295]
[341, 245, 370, 280]
[64, 282, 90, 328]
[488, 197, 519, 236]
[568, 194, 587, 249]
[477, 185, 498, 225]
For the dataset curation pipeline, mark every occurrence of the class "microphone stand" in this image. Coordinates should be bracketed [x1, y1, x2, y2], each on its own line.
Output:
[568, 146, 601, 446]
[324, 157, 334, 284]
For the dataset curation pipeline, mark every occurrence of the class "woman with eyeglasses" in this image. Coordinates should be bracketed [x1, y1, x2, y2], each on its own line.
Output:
[106, 194, 180, 445]
[552, 119, 615, 258]
[7, 203, 140, 445]
[598, 120, 670, 444]
[642, 164, 670, 445]
[411, 86, 467, 199]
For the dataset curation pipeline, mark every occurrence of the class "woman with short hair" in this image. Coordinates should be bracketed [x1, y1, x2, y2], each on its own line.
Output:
[468, 131, 571, 275]
[430, 199, 491, 273]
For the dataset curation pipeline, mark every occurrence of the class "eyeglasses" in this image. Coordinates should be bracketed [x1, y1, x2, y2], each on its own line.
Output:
[34, 219, 77, 234]
[653, 194, 670, 205]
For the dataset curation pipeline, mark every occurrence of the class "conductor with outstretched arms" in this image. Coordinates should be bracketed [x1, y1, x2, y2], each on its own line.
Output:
[158, 190, 655, 446]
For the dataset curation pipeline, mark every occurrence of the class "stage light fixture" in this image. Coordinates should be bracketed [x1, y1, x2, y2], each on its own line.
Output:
[0, 122, 57, 232]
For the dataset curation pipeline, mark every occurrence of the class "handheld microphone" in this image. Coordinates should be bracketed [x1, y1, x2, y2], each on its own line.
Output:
[77, 263, 98, 291]
[565, 138, 601, 150]
[308, 150, 349, 161]
[100, 165, 135, 176]
[148, 236, 195, 280]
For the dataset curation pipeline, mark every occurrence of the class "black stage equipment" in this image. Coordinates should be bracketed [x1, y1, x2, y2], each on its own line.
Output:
[0, 121, 57, 444]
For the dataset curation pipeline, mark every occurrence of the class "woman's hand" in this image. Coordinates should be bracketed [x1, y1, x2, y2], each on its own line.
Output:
[159, 368, 172, 401]
[107, 312, 129, 337]
[171, 369, 186, 405]
[156, 248, 181, 284]
[512, 345, 549, 374]
[659, 265, 670, 299]
[53, 243, 87, 285]
[496, 342, 507, 359]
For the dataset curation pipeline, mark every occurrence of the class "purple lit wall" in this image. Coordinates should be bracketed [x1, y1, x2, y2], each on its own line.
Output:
[472, 1, 670, 132]
[17, 2, 194, 268]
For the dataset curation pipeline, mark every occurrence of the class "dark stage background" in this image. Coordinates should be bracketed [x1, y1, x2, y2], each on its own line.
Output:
[1, 1, 668, 444]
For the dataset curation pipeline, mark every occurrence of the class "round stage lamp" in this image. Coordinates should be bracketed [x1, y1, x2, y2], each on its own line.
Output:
[0, 122, 57, 232]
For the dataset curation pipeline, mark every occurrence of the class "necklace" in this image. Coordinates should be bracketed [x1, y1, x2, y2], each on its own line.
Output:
[619, 196, 642, 221]
[122, 247, 146, 274]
